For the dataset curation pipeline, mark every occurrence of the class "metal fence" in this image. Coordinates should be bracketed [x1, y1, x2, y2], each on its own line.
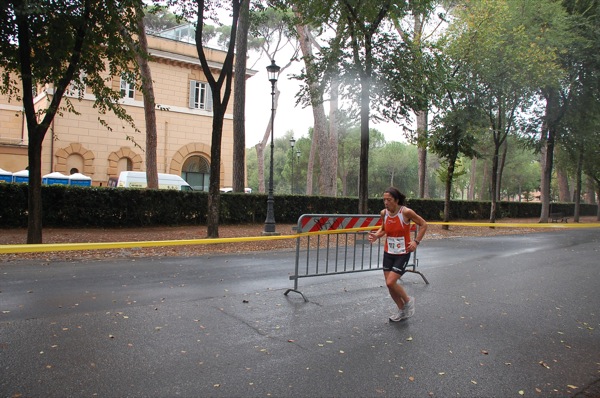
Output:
[285, 214, 429, 301]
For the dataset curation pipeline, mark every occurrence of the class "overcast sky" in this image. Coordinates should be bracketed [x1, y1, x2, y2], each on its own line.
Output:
[243, 56, 406, 148]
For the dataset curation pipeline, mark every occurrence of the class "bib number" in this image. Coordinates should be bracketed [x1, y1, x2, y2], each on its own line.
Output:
[387, 237, 406, 255]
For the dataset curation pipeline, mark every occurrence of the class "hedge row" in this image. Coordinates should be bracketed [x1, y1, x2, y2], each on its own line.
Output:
[0, 183, 596, 228]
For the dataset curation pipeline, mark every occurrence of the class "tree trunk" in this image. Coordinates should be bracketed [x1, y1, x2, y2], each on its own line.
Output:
[295, 22, 327, 196]
[489, 133, 501, 223]
[596, 185, 600, 221]
[416, 110, 428, 198]
[306, 122, 317, 195]
[539, 130, 556, 222]
[573, 144, 583, 222]
[18, 7, 75, 243]
[256, 88, 280, 193]
[496, 139, 508, 202]
[256, 143, 265, 193]
[135, 13, 158, 189]
[557, 166, 570, 202]
[468, 157, 477, 200]
[443, 156, 457, 231]
[358, 73, 370, 214]
[344, 3, 389, 213]
[232, 0, 250, 192]
[539, 89, 560, 223]
[585, 175, 596, 204]
[398, 12, 428, 199]
[207, 107, 224, 238]
[27, 132, 44, 244]
[325, 79, 340, 196]
[195, 0, 241, 238]
[314, 105, 328, 195]
[480, 161, 489, 201]
[337, 139, 348, 196]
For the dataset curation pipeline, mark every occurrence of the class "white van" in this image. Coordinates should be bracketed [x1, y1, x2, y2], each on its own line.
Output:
[220, 187, 253, 193]
[116, 171, 193, 191]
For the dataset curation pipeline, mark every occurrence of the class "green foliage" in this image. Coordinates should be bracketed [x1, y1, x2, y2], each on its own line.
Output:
[249, 6, 295, 47]
[370, 141, 419, 197]
[447, 0, 570, 94]
[143, 5, 184, 34]
[435, 158, 467, 184]
[0, 183, 28, 227]
[500, 143, 542, 200]
[0, 0, 143, 125]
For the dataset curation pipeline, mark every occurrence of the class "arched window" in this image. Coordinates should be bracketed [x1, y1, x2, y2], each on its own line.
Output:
[117, 158, 133, 174]
[182, 155, 210, 191]
[66, 154, 84, 176]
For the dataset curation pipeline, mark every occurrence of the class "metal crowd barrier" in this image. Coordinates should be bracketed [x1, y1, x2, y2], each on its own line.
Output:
[285, 214, 429, 301]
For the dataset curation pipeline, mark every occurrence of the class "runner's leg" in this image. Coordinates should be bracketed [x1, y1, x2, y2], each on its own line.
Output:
[384, 270, 409, 309]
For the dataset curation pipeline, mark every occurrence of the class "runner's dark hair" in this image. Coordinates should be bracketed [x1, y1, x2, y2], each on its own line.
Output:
[385, 187, 406, 205]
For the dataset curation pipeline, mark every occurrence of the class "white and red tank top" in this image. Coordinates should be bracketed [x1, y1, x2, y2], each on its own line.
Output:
[383, 207, 412, 255]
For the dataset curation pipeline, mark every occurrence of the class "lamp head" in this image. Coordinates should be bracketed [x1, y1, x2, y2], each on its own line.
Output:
[289, 138, 296, 148]
[266, 59, 280, 83]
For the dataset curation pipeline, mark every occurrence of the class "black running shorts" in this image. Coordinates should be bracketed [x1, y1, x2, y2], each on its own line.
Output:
[382, 252, 411, 275]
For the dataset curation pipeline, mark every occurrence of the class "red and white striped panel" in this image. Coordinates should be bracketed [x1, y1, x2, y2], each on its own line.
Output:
[298, 215, 382, 233]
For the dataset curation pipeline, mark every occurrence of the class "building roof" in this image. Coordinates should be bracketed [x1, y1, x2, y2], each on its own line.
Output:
[149, 25, 257, 76]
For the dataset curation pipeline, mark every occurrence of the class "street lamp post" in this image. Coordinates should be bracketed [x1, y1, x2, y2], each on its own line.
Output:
[263, 60, 280, 235]
[289, 137, 296, 194]
[296, 149, 301, 193]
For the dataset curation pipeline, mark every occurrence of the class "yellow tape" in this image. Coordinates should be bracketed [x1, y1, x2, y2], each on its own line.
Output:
[0, 234, 296, 254]
[427, 221, 600, 229]
[1, 222, 598, 254]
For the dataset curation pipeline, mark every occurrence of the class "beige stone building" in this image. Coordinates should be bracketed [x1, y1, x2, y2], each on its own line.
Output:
[0, 31, 252, 190]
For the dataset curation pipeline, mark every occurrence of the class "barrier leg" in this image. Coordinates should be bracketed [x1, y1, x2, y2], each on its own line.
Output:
[285, 236, 309, 301]
[406, 269, 429, 284]
[284, 287, 308, 302]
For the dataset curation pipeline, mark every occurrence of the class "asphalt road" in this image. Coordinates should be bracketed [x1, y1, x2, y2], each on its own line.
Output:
[1, 228, 599, 397]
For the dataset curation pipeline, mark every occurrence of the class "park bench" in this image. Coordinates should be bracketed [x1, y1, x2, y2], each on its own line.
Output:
[549, 212, 568, 223]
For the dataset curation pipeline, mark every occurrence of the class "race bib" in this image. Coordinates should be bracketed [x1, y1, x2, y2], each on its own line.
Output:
[387, 236, 406, 255]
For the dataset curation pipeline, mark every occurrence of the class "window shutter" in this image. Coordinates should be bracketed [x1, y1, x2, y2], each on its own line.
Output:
[189, 80, 197, 109]
[205, 84, 213, 112]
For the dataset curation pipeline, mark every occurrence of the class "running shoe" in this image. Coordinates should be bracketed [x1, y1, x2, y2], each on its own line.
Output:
[389, 310, 405, 322]
[403, 297, 415, 319]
